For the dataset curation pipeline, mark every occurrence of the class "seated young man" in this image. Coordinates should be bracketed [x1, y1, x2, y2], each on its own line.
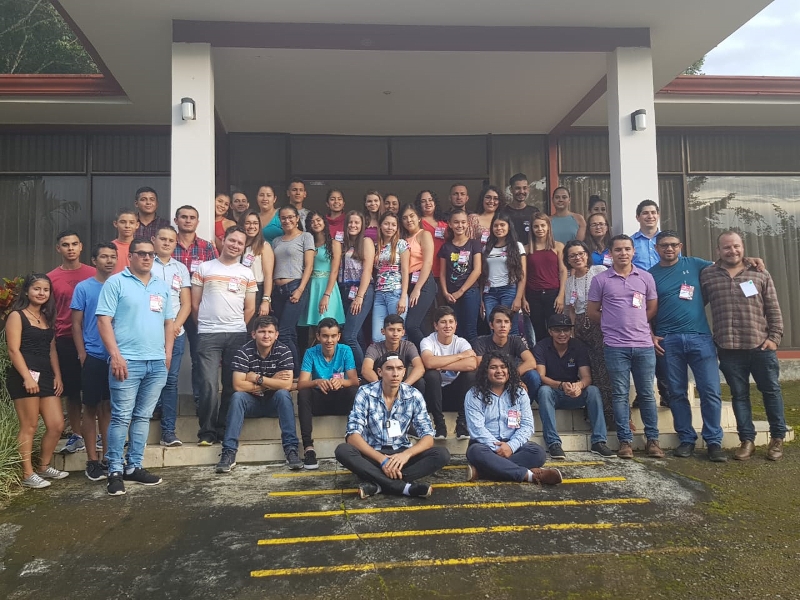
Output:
[216, 315, 301, 473]
[420, 306, 479, 439]
[464, 351, 562, 485]
[533, 314, 614, 460]
[362, 314, 426, 396]
[335, 353, 451, 498]
[297, 317, 359, 470]
[471, 306, 542, 397]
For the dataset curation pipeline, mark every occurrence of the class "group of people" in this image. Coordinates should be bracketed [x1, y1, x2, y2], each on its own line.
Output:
[4, 175, 788, 498]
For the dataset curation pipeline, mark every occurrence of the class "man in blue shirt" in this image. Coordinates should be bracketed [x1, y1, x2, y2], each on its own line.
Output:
[297, 318, 359, 470]
[464, 351, 562, 484]
[97, 239, 175, 496]
[71, 242, 117, 481]
[335, 353, 450, 498]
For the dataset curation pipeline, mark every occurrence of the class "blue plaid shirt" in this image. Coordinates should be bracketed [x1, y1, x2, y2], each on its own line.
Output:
[345, 381, 434, 450]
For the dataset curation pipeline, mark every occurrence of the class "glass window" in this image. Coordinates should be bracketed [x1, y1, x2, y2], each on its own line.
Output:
[229, 134, 287, 201]
[90, 176, 170, 245]
[391, 136, 487, 176]
[291, 136, 388, 176]
[92, 135, 170, 173]
[489, 135, 548, 213]
[687, 134, 800, 173]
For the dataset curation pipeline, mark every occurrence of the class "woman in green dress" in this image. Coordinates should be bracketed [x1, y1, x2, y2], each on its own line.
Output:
[299, 210, 345, 328]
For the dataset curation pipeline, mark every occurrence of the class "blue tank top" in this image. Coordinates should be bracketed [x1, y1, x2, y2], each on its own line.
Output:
[551, 215, 579, 244]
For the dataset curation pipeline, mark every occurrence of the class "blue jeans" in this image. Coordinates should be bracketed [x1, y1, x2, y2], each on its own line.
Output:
[405, 275, 438, 348]
[483, 284, 520, 335]
[537, 385, 607, 446]
[183, 317, 201, 404]
[604, 346, 659, 442]
[465, 441, 546, 482]
[196, 331, 248, 442]
[340, 283, 374, 371]
[156, 333, 185, 436]
[522, 369, 542, 399]
[107, 359, 167, 474]
[273, 279, 310, 376]
[718, 347, 786, 442]
[453, 287, 480, 340]
[662, 333, 723, 446]
[372, 289, 405, 343]
[223, 390, 298, 453]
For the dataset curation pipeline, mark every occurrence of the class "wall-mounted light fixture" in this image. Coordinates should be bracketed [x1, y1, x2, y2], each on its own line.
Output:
[181, 97, 196, 121]
[631, 109, 647, 132]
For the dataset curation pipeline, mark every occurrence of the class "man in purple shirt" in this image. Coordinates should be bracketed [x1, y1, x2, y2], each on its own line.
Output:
[587, 234, 662, 459]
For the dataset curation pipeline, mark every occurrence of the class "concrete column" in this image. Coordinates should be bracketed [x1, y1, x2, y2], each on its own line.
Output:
[606, 47, 659, 236]
[171, 42, 215, 241]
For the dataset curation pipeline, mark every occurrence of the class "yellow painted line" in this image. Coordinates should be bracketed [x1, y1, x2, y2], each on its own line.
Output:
[264, 496, 649, 519]
[258, 521, 650, 545]
[270, 461, 604, 478]
[251, 546, 706, 577]
[267, 476, 626, 497]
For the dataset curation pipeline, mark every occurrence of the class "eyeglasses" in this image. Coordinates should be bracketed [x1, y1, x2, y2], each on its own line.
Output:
[484, 196, 500, 202]
[567, 251, 587, 260]
[279, 215, 297, 222]
[657, 242, 681, 249]
[550, 327, 572, 334]
[589, 222, 607, 228]
[131, 251, 155, 258]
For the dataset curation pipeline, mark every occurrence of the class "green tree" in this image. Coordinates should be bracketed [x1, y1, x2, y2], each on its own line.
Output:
[683, 56, 706, 76]
[0, 0, 97, 74]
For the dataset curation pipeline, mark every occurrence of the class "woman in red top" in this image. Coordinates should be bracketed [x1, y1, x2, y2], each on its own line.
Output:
[213, 192, 236, 253]
[325, 189, 346, 242]
[524, 214, 567, 343]
[415, 189, 447, 280]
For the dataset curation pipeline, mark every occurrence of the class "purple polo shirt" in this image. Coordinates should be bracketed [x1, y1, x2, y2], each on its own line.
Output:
[587, 266, 657, 348]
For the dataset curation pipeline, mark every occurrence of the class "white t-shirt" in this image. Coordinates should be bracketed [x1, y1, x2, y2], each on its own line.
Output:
[420, 332, 472, 386]
[191, 259, 257, 333]
[485, 242, 526, 288]
[565, 265, 607, 315]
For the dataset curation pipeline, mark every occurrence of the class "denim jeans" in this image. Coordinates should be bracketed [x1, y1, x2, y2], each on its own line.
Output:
[604, 346, 659, 442]
[537, 385, 607, 446]
[107, 359, 167, 474]
[662, 333, 723, 446]
[465, 441, 546, 482]
[405, 275, 438, 348]
[453, 286, 480, 340]
[484, 284, 520, 335]
[372, 289, 405, 343]
[196, 331, 248, 442]
[156, 333, 186, 436]
[521, 369, 542, 400]
[340, 283, 374, 371]
[222, 390, 298, 453]
[183, 317, 201, 403]
[272, 279, 310, 376]
[718, 347, 786, 442]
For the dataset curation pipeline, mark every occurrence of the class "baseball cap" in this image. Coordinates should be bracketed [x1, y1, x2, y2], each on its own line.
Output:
[547, 314, 574, 329]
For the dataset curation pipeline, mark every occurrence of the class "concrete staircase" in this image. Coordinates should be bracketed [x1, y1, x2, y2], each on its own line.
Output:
[52, 382, 794, 471]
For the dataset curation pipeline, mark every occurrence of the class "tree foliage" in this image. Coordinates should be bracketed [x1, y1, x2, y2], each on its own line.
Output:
[683, 56, 706, 76]
[0, 0, 97, 74]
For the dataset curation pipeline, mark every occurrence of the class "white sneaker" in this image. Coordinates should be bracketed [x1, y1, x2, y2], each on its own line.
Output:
[21, 473, 51, 489]
[37, 466, 69, 480]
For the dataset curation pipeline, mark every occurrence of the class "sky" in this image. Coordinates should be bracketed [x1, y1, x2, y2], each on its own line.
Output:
[703, 0, 800, 76]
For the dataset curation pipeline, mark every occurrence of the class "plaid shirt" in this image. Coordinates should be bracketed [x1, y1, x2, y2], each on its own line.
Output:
[345, 381, 434, 450]
[700, 262, 783, 349]
[135, 214, 172, 241]
[172, 235, 219, 273]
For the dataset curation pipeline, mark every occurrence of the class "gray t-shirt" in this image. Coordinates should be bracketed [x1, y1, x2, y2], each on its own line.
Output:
[471, 334, 529, 369]
[365, 340, 420, 364]
[271, 232, 315, 280]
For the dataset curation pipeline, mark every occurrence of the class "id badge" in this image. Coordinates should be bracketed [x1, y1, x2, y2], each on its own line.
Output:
[334, 231, 344, 243]
[435, 227, 446, 240]
[386, 419, 403, 438]
[458, 250, 470, 265]
[228, 277, 240, 292]
[507, 409, 521, 429]
[569, 289, 578, 305]
[348, 285, 358, 300]
[332, 372, 344, 380]
[480, 230, 489, 244]
[411, 271, 420, 284]
[149, 294, 163, 312]
[190, 259, 202, 273]
[740, 280, 758, 297]
[632, 291, 644, 309]
[29, 370, 40, 383]
[242, 253, 255, 268]
[171, 274, 182, 291]
[603, 254, 613, 267]
[484, 284, 490, 293]
[679, 284, 694, 300]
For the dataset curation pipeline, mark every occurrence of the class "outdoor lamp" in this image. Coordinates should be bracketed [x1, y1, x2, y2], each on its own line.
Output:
[181, 97, 196, 121]
[631, 109, 647, 132]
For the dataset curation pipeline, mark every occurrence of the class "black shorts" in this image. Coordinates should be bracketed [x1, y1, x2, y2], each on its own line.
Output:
[56, 336, 82, 398]
[81, 354, 110, 407]
[5, 366, 56, 400]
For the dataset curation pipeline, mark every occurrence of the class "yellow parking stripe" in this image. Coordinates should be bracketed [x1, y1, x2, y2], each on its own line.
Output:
[251, 546, 705, 577]
[258, 521, 649, 545]
[267, 476, 626, 497]
[270, 462, 604, 478]
[264, 496, 649, 519]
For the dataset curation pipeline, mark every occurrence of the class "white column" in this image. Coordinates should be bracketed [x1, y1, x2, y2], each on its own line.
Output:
[606, 47, 659, 236]
[171, 42, 215, 241]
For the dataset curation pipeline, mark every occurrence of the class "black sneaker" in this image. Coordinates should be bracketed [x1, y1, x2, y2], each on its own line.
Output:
[107, 472, 126, 496]
[303, 449, 319, 470]
[434, 426, 447, 440]
[215, 448, 237, 473]
[408, 482, 433, 498]
[548, 443, 566, 460]
[455, 421, 470, 440]
[358, 482, 380, 499]
[123, 467, 163, 486]
[673, 442, 696, 458]
[286, 448, 303, 470]
[707, 444, 728, 463]
[590, 442, 615, 458]
[85, 460, 107, 481]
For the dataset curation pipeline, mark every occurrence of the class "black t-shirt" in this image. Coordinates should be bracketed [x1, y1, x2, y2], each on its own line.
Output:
[472, 335, 529, 369]
[505, 204, 539, 244]
[532, 337, 590, 383]
[438, 239, 483, 294]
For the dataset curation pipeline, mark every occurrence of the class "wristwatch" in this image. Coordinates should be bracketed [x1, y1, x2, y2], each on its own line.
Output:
[256, 375, 264, 386]
[262, 295, 271, 303]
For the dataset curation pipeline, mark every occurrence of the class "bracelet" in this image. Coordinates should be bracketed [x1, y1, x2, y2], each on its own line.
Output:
[381, 457, 390, 467]
[323, 293, 331, 297]
[356, 295, 364, 299]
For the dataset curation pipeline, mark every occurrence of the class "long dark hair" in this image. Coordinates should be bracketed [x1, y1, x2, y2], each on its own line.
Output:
[415, 189, 443, 221]
[377, 211, 400, 264]
[471, 351, 523, 406]
[342, 210, 367, 262]
[484, 211, 524, 284]
[399, 203, 421, 238]
[475, 184, 505, 215]
[12, 273, 56, 326]
[305, 210, 334, 260]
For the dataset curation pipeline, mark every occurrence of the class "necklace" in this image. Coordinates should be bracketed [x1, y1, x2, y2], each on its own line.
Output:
[24, 308, 41, 324]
